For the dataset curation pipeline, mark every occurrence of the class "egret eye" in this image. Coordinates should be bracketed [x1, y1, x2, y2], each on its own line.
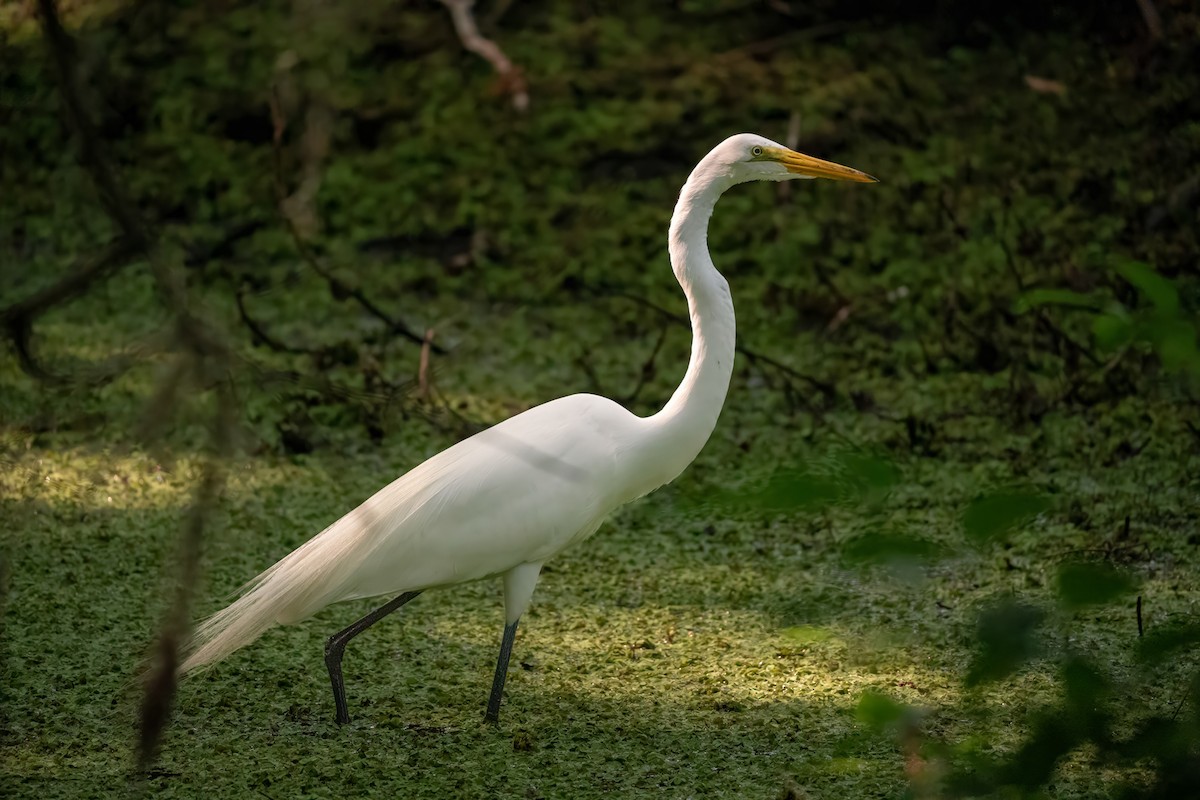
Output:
[751, 146, 763, 157]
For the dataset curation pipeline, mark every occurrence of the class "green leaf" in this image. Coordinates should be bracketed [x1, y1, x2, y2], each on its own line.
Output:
[1114, 261, 1179, 315]
[997, 713, 1082, 789]
[1056, 563, 1137, 609]
[966, 601, 1044, 686]
[962, 491, 1051, 544]
[755, 470, 841, 512]
[1092, 313, 1133, 351]
[842, 532, 945, 567]
[1061, 656, 1111, 713]
[836, 453, 900, 497]
[1149, 319, 1200, 374]
[855, 691, 907, 729]
[1012, 288, 1100, 314]
[780, 625, 835, 645]
[1138, 623, 1200, 664]
[1116, 718, 1189, 761]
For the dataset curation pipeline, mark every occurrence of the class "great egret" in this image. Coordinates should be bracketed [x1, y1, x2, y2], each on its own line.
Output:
[180, 133, 875, 724]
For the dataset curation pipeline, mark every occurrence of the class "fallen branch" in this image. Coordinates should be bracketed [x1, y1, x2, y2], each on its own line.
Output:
[438, 0, 529, 111]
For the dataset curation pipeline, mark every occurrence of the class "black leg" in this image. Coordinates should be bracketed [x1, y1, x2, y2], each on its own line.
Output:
[485, 619, 520, 724]
[325, 590, 421, 725]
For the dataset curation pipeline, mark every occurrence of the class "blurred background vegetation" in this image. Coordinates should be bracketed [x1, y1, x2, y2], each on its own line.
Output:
[1, 1, 1198, 798]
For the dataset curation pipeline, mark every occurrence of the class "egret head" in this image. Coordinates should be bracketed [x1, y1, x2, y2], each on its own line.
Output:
[710, 133, 877, 186]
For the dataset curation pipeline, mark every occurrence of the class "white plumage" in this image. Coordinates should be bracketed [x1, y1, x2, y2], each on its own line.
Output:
[180, 133, 875, 723]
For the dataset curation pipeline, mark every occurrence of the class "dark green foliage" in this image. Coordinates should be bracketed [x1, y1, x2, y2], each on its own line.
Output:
[854, 690, 909, 729]
[962, 491, 1052, 545]
[743, 469, 844, 512]
[841, 530, 945, 568]
[838, 456, 1197, 797]
[1015, 259, 1200, 376]
[1138, 623, 1200, 665]
[705, 451, 899, 514]
[1056, 562, 1137, 609]
[965, 600, 1045, 686]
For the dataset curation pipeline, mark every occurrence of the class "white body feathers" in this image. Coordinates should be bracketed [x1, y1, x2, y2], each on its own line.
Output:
[179, 134, 801, 677]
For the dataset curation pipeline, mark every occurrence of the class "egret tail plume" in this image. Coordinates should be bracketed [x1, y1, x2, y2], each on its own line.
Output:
[178, 508, 385, 676]
[177, 579, 281, 676]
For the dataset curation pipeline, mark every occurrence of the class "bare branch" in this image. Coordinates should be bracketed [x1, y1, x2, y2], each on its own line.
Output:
[279, 100, 334, 239]
[137, 380, 234, 770]
[184, 219, 267, 270]
[38, 3, 148, 250]
[1, 237, 137, 331]
[36, 0, 235, 771]
[1134, 0, 1164, 40]
[616, 322, 670, 405]
[597, 287, 839, 407]
[438, 0, 529, 111]
[418, 328, 436, 402]
[776, 110, 802, 204]
[234, 286, 316, 355]
[268, 88, 444, 354]
[0, 239, 142, 384]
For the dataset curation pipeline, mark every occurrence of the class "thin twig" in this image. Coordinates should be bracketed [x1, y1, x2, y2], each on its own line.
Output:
[938, 192, 970, 242]
[40, 0, 221, 361]
[1058, 345, 1130, 405]
[600, 288, 839, 403]
[617, 321, 670, 405]
[418, 328, 435, 402]
[1036, 311, 1103, 367]
[39, 5, 147, 250]
[183, 219, 267, 270]
[438, 0, 529, 111]
[234, 286, 315, 355]
[483, 0, 516, 27]
[710, 23, 856, 62]
[248, 363, 401, 405]
[1169, 681, 1192, 722]
[777, 110, 802, 204]
[995, 208, 1026, 292]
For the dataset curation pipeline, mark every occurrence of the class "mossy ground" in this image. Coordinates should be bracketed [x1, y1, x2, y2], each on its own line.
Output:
[2, 2, 1198, 798]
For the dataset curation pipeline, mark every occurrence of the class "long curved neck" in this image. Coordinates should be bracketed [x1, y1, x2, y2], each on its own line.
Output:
[642, 168, 737, 485]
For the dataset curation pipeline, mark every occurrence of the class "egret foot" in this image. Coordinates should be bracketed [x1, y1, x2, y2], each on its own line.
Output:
[324, 590, 421, 725]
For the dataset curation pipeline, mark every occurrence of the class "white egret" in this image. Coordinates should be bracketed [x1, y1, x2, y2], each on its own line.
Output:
[180, 133, 875, 724]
